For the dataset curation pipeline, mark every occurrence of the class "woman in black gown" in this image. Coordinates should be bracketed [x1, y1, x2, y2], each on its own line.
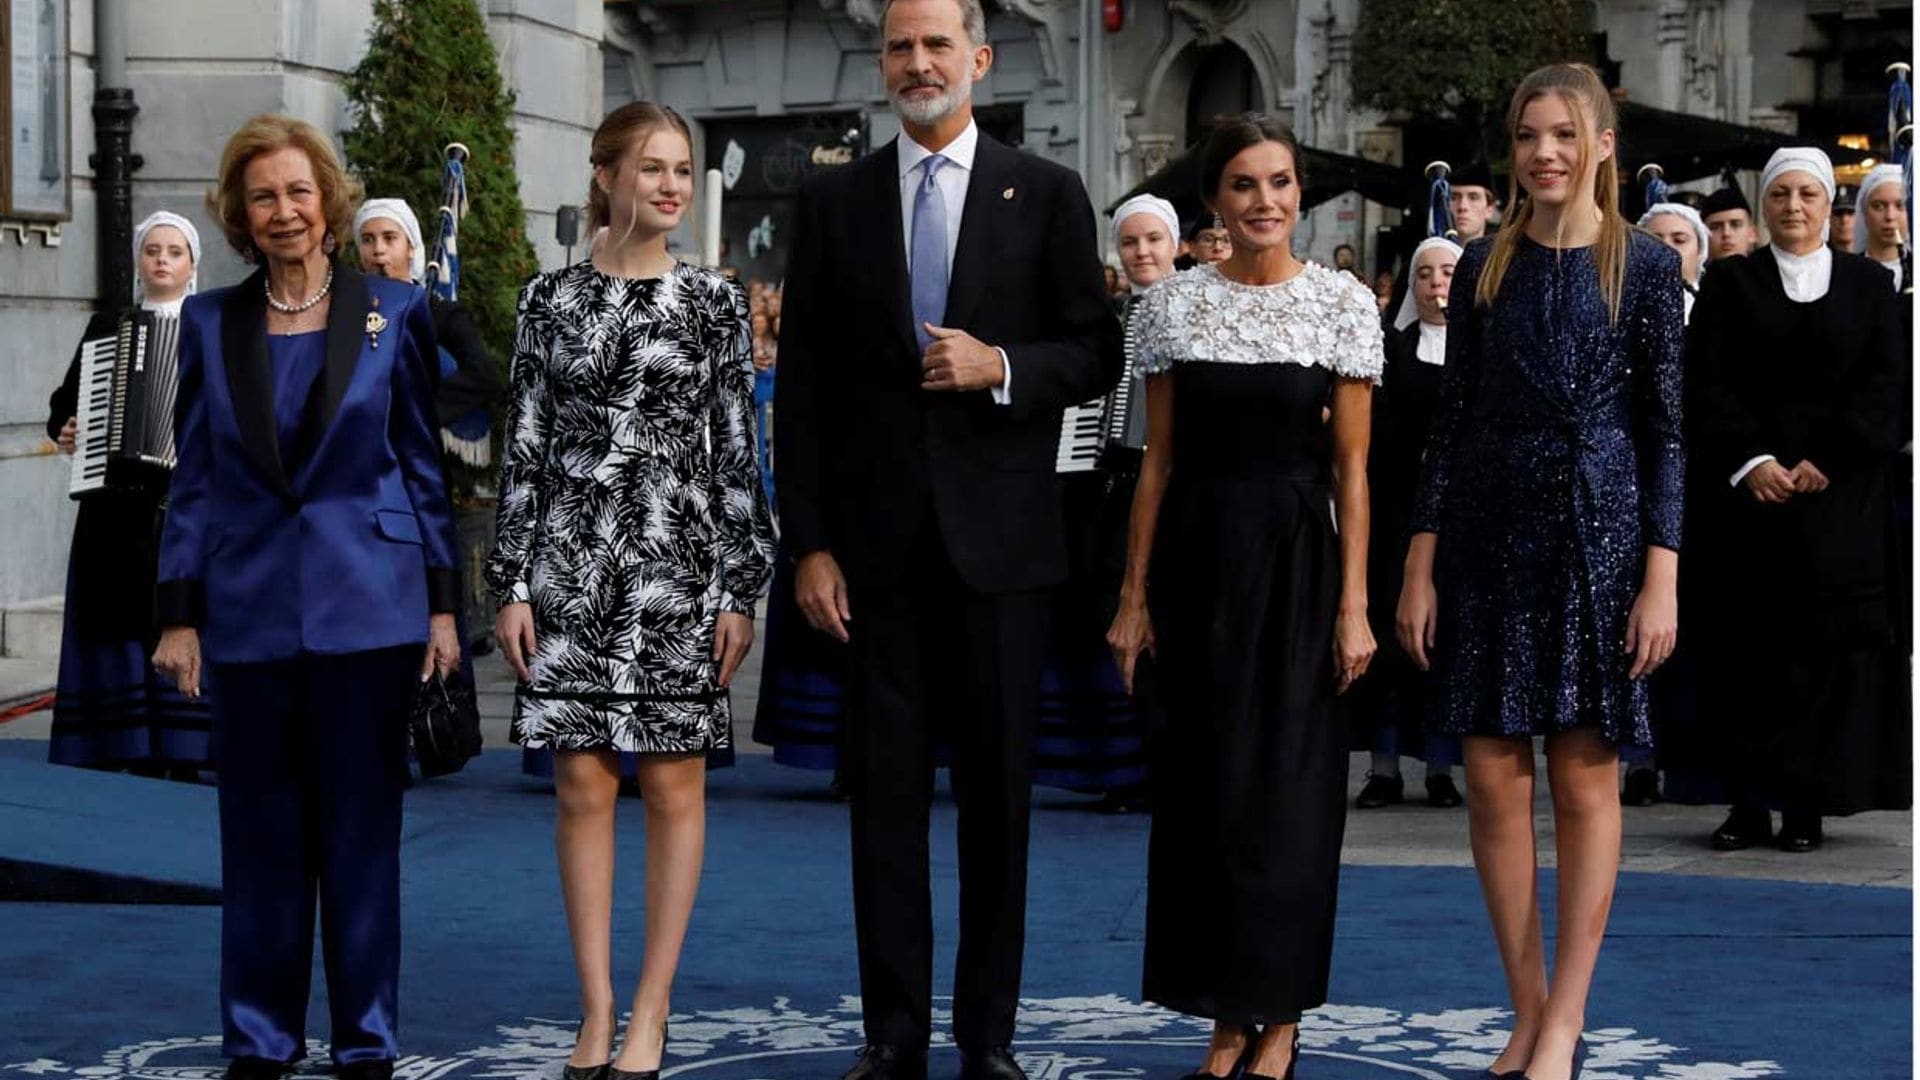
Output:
[1686, 148, 1908, 853]
[1397, 65, 1683, 1080]
[1108, 114, 1379, 1080]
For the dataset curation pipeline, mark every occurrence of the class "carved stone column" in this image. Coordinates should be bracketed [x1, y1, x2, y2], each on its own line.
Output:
[1656, 0, 1691, 111]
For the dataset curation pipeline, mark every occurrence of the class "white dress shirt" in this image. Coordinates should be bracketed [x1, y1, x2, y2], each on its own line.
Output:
[897, 120, 1011, 404]
[1731, 244, 1838, 486]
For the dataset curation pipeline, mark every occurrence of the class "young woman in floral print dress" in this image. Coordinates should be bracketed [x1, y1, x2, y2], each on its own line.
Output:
[487, 103, 774, 1080]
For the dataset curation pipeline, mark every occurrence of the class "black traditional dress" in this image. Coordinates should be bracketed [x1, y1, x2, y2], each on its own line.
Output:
[1412, 234, 1685, 747]
[1345, 320, 1459, 767]
[1132, 262, 1382, 1023]
[1681, 248, 1909, 813]
[44, 305, 212, 770]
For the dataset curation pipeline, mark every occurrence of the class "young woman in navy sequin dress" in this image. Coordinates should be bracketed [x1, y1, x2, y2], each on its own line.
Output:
[1397, 66, 1684, 1080]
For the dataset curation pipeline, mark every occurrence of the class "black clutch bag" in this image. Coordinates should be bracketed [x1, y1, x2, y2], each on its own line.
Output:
[409, 672, 482, 777]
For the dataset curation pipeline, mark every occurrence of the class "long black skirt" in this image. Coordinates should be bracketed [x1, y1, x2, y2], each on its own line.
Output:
[49, 491, 211, 770]
[1143, 469, 1345, 1024]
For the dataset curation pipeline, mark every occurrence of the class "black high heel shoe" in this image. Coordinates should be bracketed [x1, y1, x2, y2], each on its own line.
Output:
[1179, 1023, 1260, 1080]
[1241, 1027, 1298, 1080]
[562, 1010, 616, 1080]
[610, 1020, 670, 1080]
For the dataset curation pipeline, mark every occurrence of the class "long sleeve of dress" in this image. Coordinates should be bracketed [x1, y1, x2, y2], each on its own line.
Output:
[1632, 243, 1686, 552]
[484, 278, 555, 605]
[431, 299, 504, 421]
[47, 355, 80, 442]
[1685, 262, 1772, 482]
[709, 279, 776, 615]
[1409, 242, 1486, 534]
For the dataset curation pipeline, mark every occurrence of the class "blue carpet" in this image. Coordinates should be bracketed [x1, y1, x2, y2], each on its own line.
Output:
[0, 747, 1907, 1079]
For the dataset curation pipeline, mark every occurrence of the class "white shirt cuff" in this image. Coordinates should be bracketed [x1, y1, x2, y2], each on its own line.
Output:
[1730, 454, 1777, 487]
[989, 347, 1012, 406]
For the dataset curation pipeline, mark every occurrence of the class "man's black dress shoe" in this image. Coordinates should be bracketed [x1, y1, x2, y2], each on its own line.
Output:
[1425, 773, 1464, 808]
[334, 1062, 394, 1080]
[843, 1044, 927, 1080]
[223, 1059, 288, 1080]
[960, 1046, 1027, 1080]
[1621, 767, 1660, 807]
[1355, 773, 1403, 809]
[1709, 806, 1772, 851]
[1777, 812, 1823, 852]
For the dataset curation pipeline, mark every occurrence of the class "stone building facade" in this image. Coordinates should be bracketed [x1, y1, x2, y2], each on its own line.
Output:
[0, 0, 602, 632]
[0, 0, 1906, 630]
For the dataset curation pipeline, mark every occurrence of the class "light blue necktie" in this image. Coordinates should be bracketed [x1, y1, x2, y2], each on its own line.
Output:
[910, 154, 949, 352]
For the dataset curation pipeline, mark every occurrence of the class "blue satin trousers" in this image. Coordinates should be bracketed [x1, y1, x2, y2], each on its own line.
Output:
[209, 646, 417, 1065]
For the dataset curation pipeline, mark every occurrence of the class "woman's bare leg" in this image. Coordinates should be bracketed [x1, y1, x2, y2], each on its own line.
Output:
[1527, 729, 1623, 1080]
[1464, 735, 1548, 1075]
[555, 750, 623, 1067]
[613, 754, 707, 1073]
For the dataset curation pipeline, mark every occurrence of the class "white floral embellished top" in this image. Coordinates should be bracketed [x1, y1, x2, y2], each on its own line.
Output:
[1132, 261, 1385, 384]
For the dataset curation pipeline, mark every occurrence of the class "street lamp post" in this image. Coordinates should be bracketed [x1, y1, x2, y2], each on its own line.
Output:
[89, 0, 141, 314]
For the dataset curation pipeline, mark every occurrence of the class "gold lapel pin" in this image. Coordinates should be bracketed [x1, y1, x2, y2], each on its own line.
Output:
[1003, 187, 1015, 200]
[366, 311, 389, 349]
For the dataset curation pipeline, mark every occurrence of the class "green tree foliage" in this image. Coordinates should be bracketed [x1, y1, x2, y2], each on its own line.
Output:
[1352, 0, 1595, 160]
[342, 0, 537, 497]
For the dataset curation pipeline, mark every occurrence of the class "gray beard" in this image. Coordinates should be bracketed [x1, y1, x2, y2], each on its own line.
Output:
[891, 81, 970, 127]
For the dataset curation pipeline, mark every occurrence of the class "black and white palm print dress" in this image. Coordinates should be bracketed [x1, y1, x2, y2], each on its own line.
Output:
[486, 261, 775, 754]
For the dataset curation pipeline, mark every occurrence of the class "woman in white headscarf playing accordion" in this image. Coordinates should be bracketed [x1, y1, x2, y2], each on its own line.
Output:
[43, 210, 213, 775]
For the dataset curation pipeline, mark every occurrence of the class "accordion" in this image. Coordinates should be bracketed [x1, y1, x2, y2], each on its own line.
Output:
[1054, 356, 1141, 474]
[69, 310, 180, 499]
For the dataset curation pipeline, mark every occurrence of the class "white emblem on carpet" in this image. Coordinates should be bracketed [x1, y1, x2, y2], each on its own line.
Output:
[0, 997, 1787, 1079]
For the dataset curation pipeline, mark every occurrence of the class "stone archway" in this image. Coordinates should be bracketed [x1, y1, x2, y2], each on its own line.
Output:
[1185, 40, 1264, 143]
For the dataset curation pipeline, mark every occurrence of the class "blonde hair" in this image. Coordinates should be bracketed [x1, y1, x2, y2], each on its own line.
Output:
[587, 102, 694, 244]
[1475, 64, 1629, 323]
[207, 114, 361, 261]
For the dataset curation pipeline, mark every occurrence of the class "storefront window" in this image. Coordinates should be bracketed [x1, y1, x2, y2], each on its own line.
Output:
[3, 0, 71, 219]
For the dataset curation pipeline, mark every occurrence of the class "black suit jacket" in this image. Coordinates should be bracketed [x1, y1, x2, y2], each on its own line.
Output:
[775, 132, 1123, 592]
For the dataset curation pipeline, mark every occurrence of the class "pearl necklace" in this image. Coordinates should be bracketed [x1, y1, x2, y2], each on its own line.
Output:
[265, 264, 335, 314]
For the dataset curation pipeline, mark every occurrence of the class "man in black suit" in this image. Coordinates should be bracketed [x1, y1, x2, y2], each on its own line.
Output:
[774, 2, 1122, 1078]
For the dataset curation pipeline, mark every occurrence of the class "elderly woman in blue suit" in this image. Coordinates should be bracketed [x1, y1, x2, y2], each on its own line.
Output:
[151, 114, 461, 1080]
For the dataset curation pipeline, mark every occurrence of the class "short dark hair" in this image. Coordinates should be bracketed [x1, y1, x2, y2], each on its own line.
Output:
[1198, 112, 1306, 206]
[1333, 242, 1355, 255]
[880, 0, 987, 47]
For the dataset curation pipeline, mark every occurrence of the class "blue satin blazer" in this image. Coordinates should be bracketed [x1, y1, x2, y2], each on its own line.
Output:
[157, 266, 461, 664]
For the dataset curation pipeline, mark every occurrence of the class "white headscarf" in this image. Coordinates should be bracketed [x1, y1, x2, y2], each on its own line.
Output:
[1638, 203, 1709, 277]
[1760, 147, 1837, 243]
[1392, 236, 1463, 331]
[354, 197, 426, 283]
[1852, 163, 1905, 257]
[1110, 194, 1181, 255]
[132, 210, 200, 305]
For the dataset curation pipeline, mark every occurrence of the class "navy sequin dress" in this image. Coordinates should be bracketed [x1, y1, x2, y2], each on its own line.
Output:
[1412, 233, 1684, 747]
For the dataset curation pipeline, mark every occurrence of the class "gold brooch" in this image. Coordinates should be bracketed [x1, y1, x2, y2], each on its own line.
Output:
[366, 311, 389, 349]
